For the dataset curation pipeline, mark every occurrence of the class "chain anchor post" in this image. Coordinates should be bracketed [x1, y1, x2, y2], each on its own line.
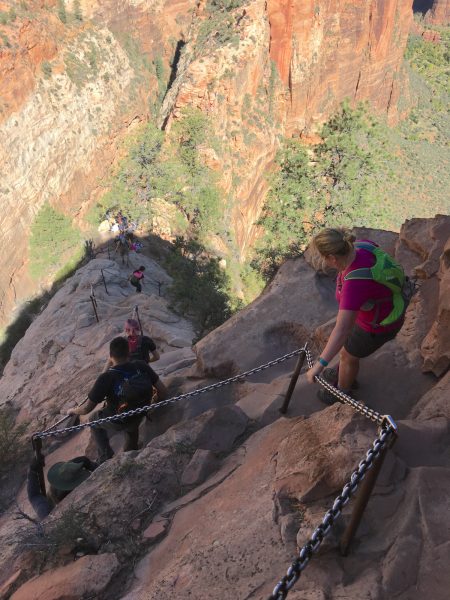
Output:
[279, 350, 306, 414]
[90, 288, 99, 323]
[31, 436, 46, 497]
[101, 269, 109, 295]
[339, 427, 397, 556]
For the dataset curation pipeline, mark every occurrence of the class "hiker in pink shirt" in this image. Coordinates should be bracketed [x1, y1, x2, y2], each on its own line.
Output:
[306, 228, 407, 404]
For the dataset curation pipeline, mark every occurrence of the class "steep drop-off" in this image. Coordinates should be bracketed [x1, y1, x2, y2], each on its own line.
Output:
[0, 0, 193, 327]
[0, 0, 413, 329]
[161, 0, 412, 256]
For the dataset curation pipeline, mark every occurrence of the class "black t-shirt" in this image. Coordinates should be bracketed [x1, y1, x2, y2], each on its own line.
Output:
[88, 361, 159, 415]
[128, 335, 156, 362]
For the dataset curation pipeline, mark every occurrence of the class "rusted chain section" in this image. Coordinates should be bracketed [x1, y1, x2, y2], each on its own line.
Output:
[304, 348, 386, 427]
[268, 424, 397, 600]
[32, 345, 308, 441]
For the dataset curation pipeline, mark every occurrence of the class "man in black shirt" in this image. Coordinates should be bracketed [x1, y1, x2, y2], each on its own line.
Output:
[69, 337, 167, 463]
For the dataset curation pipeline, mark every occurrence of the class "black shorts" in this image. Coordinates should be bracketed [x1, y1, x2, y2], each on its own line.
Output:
[344, 323, 402, 359]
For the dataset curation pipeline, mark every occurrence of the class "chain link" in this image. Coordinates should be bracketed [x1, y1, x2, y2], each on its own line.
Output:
[304, 348, 385, 426]
[32, 345, 308, 441]
[268, 426, 395, 600]
[31, 339, 399, 599]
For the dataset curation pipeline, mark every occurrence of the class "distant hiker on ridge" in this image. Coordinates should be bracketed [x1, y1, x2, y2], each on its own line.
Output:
[115, 233, 130, 266]
[306, 227, 411, 404]
[68, 336, 168, 463]
[129, 265, 145, 293]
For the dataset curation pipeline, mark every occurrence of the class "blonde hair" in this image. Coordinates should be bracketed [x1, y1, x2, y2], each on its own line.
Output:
[312, 227, 356, 257]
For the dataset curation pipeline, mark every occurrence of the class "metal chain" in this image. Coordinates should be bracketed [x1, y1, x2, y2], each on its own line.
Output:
[32, 345, 307, 441]
[269, 426, 395, 600]
[304, 348, 384, 426]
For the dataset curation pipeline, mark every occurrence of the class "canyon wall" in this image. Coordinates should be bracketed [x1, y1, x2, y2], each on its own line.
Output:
[0, 0, 413, 328]
[161, 0, 413, 256]
[0, 0, 193, 327]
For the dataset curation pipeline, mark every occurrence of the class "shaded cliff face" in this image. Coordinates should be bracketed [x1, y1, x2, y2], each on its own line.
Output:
[414, 0, 450, 23]
[0, 0, 193, 327]
[161, 0, 413, 256]
[427, 0, 450, 23]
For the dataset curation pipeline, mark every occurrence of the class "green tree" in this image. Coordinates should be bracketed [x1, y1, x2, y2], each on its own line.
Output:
[314, 100, 380, 224]
[166, 237, 233, 340]
[173, 107, 209, 176]
[255, 102, 387, 279]
[254, 140, 313, 278]
[57, 0, 67, 23]
[73, 0, 82, 21]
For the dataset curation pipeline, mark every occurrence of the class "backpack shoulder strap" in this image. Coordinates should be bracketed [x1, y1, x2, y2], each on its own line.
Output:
[344, 267, 373, 281]
[344, 242, 377, 281]
[354, 241, 377, 252]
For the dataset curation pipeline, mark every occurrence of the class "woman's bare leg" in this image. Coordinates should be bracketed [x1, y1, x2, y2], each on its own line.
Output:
[338, 347, 360, 391]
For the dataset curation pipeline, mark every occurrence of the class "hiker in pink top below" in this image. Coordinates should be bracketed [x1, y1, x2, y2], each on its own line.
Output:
[306, 228, 407, 405]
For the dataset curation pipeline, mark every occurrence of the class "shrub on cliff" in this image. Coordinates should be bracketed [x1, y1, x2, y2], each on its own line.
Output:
[255, 102, 386, 278]
[165, 237, 235, 340]
[197, 0, 245, 51]
[406, 30, 450, 101]
[73, 0, 82, 21]
[57, 0, 67, 24]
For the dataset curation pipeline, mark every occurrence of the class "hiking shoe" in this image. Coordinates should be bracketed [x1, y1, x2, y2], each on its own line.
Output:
[321, 366, 359, 390]
[317, 387, 342, 406]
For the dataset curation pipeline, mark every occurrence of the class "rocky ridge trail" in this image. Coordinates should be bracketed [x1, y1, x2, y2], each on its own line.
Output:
[0, 215, 449, 599]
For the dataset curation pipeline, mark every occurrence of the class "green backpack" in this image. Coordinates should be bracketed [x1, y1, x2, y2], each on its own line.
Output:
[344, 241, 415, 326]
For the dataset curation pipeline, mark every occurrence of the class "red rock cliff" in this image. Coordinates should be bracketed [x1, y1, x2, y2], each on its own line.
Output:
[162, 0, 413, 257]
[0, 0, 193, 327]
[268, 0, 412, 134]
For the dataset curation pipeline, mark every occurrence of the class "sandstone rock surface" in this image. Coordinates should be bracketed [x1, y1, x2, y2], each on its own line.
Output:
[10, 553, 119, 600]
[0, 216, 449, 600]
[162, 0, 413, 257]
[0, 0, 193, 327]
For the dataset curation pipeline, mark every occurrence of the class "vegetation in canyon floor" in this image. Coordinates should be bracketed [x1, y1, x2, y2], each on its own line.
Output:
[89, 110, 224, 243]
